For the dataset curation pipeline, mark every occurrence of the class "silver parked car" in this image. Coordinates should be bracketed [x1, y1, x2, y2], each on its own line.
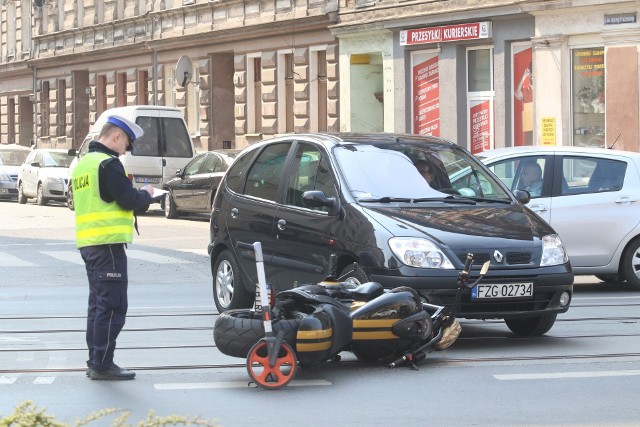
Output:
[18, 148, 73, 205]
[462, 146, 640, 289]
[0, 144, 31, 201]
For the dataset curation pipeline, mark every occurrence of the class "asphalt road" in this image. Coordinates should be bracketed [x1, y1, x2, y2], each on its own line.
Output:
[1, 200, 640, 426]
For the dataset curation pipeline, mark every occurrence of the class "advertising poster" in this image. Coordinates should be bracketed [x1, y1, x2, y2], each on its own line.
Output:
[412, 56, 440, 136]
[470, 100, 491, 154]
[513, 46, 533, 146]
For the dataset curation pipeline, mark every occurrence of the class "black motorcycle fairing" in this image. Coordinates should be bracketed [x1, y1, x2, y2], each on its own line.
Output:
[352, 282, 384, 302]
[391, 310, 433, 341]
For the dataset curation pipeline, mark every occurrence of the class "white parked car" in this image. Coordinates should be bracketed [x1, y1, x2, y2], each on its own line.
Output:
[464, 146, 640, 289]
[18, 148, 73, 205]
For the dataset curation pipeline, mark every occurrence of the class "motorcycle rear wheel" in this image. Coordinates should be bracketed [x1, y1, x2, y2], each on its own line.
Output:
[213, 309, 303, 358]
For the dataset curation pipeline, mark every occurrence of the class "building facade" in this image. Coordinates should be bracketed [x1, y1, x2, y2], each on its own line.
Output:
[332, 0, 640, 153]
[2, 0, 640, 154]
[0, 0, 340, 150]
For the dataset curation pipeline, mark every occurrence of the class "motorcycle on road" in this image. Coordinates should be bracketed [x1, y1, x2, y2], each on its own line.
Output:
[213, 242, 490, 389]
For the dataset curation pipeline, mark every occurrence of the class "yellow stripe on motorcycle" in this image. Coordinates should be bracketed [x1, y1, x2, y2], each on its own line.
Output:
[352, 330, 398, 340]
[352, 319, 399, 328]
[297, 341, 332, 352]
[297, 328, 333, 339]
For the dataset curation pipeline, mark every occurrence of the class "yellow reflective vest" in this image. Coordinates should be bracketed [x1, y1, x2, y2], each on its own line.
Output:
[72, 152, 134, 248]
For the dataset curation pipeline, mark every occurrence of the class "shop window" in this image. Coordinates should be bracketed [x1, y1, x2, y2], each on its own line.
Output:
[117, 72, 127, 107]
[137, 70, 149, 105]
[57, 79, 66, 136]
[572, 47, 605, 147]
[42, 81, 50, 137]
[97, 75, 107, 115]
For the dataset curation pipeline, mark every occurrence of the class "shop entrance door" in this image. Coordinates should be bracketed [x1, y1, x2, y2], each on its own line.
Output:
[466, 46, 494, 154]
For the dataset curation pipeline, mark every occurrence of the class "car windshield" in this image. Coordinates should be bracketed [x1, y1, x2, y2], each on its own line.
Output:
[333, 142, 511, 202]
[0, 149, 29, 166]
[43, 151, 73, 168]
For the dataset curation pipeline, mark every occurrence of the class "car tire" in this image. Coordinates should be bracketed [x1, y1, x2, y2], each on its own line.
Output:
[621, 238, 640, 290]
[67, 185, 74, 211]
[213, 249, 254, 313]
[17, 182, 27, 204]
[504, 313, 557, 336]
[213, 309, 303, 358]
[36, 183, 48, 206]
[338, 262, 369, 286]
[164, 193, 179, 219]
[595, 274, 621, 283]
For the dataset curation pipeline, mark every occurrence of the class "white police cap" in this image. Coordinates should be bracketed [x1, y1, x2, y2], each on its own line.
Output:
[106, 115, 144, 142]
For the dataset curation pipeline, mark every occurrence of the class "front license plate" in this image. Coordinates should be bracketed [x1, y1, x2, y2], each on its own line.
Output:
[471, 283, 533, 299]
[134, 176, 161, 184]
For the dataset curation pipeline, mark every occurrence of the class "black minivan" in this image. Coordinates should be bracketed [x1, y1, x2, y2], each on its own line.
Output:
[208, 133, 573, 336]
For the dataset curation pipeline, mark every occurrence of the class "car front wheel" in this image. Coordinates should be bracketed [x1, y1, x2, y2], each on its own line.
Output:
[67, 185, 74, 211]
[17, 182, 27, 204]
[621, 238, 640, 290]
[213, 249, 253, 313]
[504, 313, 557, 336]
[36, 183, 48, 206]
[338, 262, 369, 286]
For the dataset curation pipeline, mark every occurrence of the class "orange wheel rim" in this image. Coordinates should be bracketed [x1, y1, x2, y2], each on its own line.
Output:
[247, 340, 298, 389]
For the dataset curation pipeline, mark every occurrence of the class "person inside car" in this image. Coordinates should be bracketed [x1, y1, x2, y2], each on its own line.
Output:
[520, 162, 543, 197]
[414, 159, 437, 187]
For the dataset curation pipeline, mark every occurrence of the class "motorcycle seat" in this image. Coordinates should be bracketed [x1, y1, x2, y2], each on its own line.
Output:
[277, 288, 351, 313]
[352, 282, 385, 302]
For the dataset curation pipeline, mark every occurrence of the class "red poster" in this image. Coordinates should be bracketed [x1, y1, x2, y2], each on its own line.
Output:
[413, 56, 440, 136]
[513, 47, 533, 146]
[470, 101, 491, 154]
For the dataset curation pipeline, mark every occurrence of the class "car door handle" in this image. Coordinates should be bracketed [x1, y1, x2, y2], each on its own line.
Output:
[277, 219, 287, 231]
[528, 204, 548, 213]
[230, 208, 239, 219]
[615, 196, 636, 205]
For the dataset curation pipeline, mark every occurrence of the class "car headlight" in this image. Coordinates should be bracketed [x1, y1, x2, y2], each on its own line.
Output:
[541, 234, 569, 266]
[389, 237, 454, 269]
[47, 176, 63, 184]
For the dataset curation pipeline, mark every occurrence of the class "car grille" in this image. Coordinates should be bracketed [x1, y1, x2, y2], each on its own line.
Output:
[8, 173, 18, 182]
[457, 252, 532, 265]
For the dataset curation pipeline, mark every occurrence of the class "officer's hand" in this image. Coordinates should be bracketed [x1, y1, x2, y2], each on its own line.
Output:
[142, 184, 155, 196]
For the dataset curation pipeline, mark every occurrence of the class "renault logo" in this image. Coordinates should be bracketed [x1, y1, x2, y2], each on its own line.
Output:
[493, 250, 504, 263]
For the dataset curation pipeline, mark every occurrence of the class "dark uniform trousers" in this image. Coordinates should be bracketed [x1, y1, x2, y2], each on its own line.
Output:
[80, 243, 128, 371]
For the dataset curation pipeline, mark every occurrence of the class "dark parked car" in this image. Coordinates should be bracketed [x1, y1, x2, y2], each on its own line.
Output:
[208, 133, 574, 336]
[163, 150, 240, 219]
[0, 144, 30, 201]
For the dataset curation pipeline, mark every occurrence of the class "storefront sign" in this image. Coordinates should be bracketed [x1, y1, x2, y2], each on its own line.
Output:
[541, 117, 556, 146]
[400, 22, 492, 46]
[413, 56, 440, 136]
[604, 13, 636, 25]
[470, 100, 491, 154]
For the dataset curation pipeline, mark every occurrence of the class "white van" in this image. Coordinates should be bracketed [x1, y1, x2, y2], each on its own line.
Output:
[67, 105, 196, 209]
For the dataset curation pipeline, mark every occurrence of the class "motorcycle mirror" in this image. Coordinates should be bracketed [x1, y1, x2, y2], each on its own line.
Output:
[479, 260, 490, 276]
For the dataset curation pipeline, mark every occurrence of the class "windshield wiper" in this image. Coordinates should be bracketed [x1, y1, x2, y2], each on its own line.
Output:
[454, 196, 512, 204]
[358, 196, 477, 205]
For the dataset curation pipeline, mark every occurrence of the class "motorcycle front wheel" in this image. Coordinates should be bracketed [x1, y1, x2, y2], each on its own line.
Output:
[213, 309, 303, 358]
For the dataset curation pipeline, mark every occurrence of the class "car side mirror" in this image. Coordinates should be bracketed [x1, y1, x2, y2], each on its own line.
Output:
[513, 189, 531, 205]
[302, 190, 343, 217]
[68, 148, 77, 157]
[31, 161, 40, 167]
[176, 169, 182, 177]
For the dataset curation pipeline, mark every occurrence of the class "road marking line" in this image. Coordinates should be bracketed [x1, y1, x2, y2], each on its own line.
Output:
[177, 249, 208, 256]
[154, 379, 332, 390]
[34, 376, 56, 385]
[0, 376, 17, 384]
[126, 250, 193, 264]
[494, 370, 640, 381]
[0, 252, 36, 267]
[40, 250, 84, 265]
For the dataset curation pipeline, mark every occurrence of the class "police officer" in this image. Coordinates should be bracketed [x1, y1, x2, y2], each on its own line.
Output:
[72, 115, 155, 380]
